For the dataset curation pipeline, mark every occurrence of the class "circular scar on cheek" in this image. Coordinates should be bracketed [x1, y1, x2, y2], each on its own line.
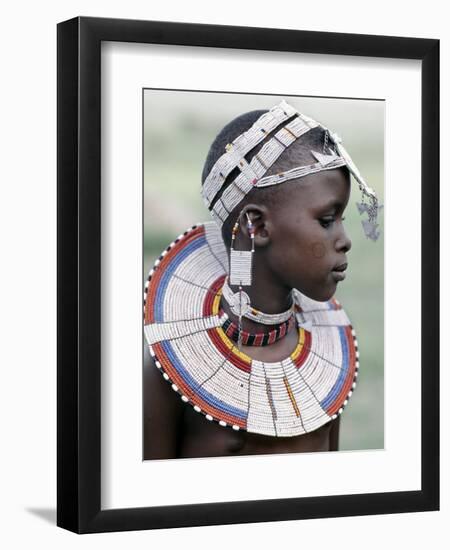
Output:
[311, 242, 326, 259]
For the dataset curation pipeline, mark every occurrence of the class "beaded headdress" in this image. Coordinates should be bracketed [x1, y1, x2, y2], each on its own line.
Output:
[201, 100, 381, 241]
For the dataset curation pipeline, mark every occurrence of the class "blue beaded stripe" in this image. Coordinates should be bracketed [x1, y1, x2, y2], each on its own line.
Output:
[159, 339, 247, 421]
[320, 326, 350, 410]
[143, 225, 198, 314]
[154, 234, 206, 322]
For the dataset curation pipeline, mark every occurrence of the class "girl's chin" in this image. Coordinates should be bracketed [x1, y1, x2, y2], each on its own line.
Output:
[299, 282, 337, 303]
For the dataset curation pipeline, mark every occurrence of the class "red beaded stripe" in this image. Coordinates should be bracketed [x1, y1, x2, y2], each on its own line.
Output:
[225, 324, 235, 338]
[293, 329, 312, 368]
[253, 333, 264, 346]
[144, 225, 205, 324]
[207, 328, 252, 373]
[202, 275, 226, 317]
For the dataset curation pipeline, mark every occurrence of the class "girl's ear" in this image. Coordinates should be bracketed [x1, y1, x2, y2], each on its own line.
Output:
[240, 204, 270, 248]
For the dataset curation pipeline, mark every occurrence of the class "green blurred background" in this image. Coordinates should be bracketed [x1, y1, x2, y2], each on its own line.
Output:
[143, 90, 384, 451]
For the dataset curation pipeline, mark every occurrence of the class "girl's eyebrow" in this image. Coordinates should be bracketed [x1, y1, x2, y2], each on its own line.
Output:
[318, 199, 345, 212]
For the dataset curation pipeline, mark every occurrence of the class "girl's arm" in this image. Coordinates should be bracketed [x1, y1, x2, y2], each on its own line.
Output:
[143, 345, 185, 459]
[329, 416, 341, 451]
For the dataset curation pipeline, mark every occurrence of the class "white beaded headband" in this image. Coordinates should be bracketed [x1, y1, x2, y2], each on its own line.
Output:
[201, 100, 381, 241]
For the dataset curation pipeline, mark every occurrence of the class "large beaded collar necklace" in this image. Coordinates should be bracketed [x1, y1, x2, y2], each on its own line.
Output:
[144, 222, 359, 437]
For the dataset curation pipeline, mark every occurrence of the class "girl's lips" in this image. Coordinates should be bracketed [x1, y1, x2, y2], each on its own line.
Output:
[333, 262, 348, 272]
[332, 270, 346, 282]
[331, 263, 348, 282]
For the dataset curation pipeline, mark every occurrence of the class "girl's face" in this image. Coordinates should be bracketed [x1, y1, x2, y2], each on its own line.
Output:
[266, 168, 352, 302]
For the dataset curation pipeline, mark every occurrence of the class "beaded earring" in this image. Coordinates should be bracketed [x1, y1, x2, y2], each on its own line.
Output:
[229, 213, 255, 347]
[229, 213, 255, 286]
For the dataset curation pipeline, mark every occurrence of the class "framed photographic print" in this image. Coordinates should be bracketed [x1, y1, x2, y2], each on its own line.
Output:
[57, 16, 439, 533]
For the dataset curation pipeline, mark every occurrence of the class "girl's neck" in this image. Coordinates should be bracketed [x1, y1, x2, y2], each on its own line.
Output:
[224, 257, 294, 334]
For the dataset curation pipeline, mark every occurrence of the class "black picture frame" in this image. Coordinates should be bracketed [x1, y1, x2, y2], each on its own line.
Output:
[57, 16, 439, 533]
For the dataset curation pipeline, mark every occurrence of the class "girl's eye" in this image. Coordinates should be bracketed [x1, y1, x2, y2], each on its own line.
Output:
[319, 216, 345, 228]
[319, 217, 334, 228]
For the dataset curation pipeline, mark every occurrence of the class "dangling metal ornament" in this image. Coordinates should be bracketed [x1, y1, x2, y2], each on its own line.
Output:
[361, 219, 380, 241]
[225, 286, 251, 317]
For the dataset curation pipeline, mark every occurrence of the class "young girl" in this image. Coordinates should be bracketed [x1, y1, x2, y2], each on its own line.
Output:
[143, 100, 380, 459]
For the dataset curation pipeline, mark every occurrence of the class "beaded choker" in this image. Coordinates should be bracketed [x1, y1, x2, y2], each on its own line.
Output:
[144, 222, 359, 437]
[221, 277, 294, 325]
[219, 309, 296, 346]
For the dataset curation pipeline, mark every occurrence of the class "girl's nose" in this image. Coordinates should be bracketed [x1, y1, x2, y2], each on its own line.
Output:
[336, 227, 352, 253]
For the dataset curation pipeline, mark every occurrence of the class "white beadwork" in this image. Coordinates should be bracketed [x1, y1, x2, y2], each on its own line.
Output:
[209, 115, 319, 219]
[229, 250, 253, 286]
[202, 101, 297, 205]
[255, 156, 346, 188]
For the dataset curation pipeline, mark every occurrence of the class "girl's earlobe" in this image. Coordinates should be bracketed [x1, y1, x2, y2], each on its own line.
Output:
[241, 204, 270, 247]
[254, 228, 270, 247]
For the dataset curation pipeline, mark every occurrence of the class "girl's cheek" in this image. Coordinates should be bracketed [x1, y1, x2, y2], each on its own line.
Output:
[310, 242, 326, 259]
